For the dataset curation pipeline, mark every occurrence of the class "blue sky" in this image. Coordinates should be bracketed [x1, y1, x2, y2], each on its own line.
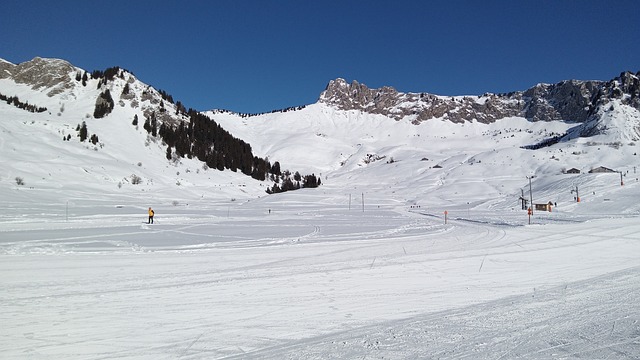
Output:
[2, 1, 639, 114]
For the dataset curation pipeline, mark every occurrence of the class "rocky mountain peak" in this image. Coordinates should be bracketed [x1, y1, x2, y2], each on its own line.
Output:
[521, 79, 602, 122]
[319, 78, 525, 123]
[320, 78, 400, 114]
[318, 72, 640, 128]
[0, 57, 77, 96]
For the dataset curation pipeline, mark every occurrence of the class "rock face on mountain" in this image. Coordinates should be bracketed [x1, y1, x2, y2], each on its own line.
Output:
[0, 57, 187, 126]
[0, 57, 78, 96]
[319, 72, 640, 125]
[576, 71, 640, 138]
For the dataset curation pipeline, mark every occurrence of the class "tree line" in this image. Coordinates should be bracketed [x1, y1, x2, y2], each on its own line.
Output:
[0, 92, 47, 113]
[521, 132, 567, 150]
[86, 65, 321, 194]
[148, 109, 320, 192]
[211, 105, 308, 118]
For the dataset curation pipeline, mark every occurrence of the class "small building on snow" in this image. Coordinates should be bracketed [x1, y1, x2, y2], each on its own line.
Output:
[534, 201, 554, 212]
[589, 166, 616, 173]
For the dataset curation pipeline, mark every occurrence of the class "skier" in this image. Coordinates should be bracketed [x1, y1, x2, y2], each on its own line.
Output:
[148, 207, 155, 224]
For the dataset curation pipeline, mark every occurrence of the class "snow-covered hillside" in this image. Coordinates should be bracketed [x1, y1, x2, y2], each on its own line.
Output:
[1, 57, 639, 208]
[210, 101, 640, 211]
[0, 58, 270, 203]
[2, 57, 640, 359]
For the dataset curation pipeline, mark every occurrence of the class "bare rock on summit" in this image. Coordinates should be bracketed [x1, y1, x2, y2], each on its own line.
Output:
[320, 78, 400, 116]
[522, 80, 600, 122]
[319, 78, 528, 124]
[318, 74, 640, 126]
[0, 57, 77, 96]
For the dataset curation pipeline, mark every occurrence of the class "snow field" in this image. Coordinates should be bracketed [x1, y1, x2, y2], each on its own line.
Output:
[1, 188, 639, 358]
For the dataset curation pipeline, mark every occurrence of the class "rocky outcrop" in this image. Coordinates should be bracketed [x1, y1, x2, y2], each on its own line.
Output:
[598, 71, 640, 109]
[575, 71, 640, 138]
[319, 73, 640, 125]
[0, 57, 77, 96]
[522, 80, 601, 122]
[320, 78, 523, 123]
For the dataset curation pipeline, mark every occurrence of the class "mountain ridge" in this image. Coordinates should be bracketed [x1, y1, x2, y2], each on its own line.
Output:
[3, 57, 638, 127]
[319, 72, 640, 127]
[1, 56, 640, 205]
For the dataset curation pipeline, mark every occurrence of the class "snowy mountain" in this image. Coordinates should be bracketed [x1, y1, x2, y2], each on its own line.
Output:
[1, 56, 640, 219]
[2, 57, 640, 359]
[0, 57, 307, 200]
[1, 56, 639, 204]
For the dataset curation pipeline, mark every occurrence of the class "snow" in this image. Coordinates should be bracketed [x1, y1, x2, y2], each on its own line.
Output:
[1, 62, 640, 359]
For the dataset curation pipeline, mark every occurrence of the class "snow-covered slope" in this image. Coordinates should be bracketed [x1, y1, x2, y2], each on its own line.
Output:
[209, 100, 640, 212]
[0, 58, 269, 205]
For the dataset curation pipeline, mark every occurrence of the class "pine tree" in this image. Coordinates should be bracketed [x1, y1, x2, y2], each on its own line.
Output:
[151, 115, 158, 137]
[271, 161, 281, 176]
[175, 101, 186, 115]
[143, 117, 151, 133]
[303, 174, 319, 188]
[79, 122, 88, 142]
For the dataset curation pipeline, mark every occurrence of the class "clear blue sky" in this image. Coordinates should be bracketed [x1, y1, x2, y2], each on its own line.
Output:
[2, 1, 639, 114]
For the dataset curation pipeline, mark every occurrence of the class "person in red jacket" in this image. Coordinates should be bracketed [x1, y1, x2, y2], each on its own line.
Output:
[148, 207, 154, 224]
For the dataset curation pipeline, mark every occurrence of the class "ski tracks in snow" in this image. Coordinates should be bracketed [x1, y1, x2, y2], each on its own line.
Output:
[226, 267, 640, 360]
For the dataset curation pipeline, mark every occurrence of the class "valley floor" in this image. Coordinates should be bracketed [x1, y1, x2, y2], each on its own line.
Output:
[1, 189, 639, 359]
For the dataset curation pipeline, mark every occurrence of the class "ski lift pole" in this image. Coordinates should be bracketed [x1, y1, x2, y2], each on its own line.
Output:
[527, 175, 535, 215]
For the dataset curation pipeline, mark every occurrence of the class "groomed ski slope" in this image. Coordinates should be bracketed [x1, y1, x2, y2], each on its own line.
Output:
[1, 176, 639, 359]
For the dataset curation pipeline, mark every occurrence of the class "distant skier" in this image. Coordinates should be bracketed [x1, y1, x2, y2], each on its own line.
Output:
[148, 207, 155, 224]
